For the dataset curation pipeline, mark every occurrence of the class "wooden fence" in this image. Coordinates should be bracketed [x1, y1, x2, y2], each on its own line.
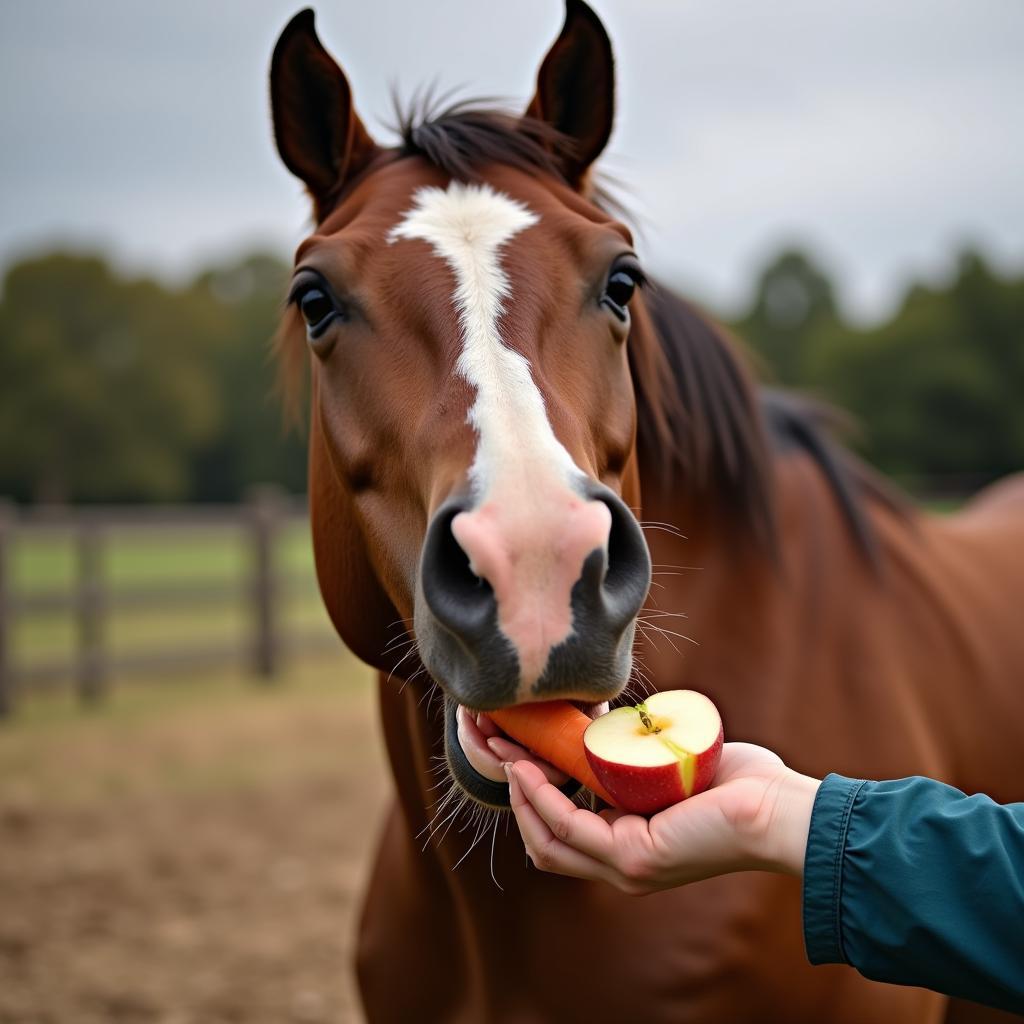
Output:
[0, 491, 339, 716]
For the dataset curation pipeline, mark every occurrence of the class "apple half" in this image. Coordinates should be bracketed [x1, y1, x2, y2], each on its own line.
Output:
[583, 690, 724, 814]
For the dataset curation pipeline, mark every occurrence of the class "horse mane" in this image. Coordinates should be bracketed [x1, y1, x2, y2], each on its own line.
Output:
[280, 98, 899, 562]
[628, 285, 777, 552]
[630, 282, 906, 563]
[757, 386, 910, 563]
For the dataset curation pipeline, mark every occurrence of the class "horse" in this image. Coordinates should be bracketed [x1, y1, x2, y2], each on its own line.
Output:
[268, 4, 1024, 1021]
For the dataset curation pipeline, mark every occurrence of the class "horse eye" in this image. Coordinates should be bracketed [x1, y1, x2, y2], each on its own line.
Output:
[601, 263, 644, 321]
[605, 271, 636, 309]
[299, 287, 336, 335]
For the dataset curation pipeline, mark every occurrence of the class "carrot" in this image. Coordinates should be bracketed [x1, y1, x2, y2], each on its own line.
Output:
[489, 702, 618, 806]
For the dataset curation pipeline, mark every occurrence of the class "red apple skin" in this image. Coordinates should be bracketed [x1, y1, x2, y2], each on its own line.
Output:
[582, 752, 687, 815]
[585, 723, 724, 815]
[689, 724, 724, 800]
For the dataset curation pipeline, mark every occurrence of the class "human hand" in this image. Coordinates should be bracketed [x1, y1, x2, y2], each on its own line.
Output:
[504, 742, 820, 895]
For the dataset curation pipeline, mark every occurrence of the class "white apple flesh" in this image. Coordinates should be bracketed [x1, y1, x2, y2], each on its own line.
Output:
[583, 690, 724, 814]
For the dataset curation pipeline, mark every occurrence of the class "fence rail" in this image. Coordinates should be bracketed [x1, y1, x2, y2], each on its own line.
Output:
[0, 491, 339, 716]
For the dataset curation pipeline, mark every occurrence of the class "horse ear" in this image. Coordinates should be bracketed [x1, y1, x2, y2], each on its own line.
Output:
[525, 0, 615, 188]
[270, 9, 380, 220]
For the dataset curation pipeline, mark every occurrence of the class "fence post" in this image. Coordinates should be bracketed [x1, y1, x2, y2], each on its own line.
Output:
[76, 517, 106, 705]
[0, 500, 14, 718]
[248, 486, 283, 682]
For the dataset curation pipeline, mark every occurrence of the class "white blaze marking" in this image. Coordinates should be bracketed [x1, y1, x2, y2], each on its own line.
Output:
[388, 181, 578, 497]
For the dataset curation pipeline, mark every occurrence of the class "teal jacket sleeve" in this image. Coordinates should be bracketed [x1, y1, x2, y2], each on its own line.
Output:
[802, 773, 1024, 1014]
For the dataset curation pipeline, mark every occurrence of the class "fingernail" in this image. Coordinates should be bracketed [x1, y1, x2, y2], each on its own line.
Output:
[503, 762, 514, 782]
[487, 737, 502, 754]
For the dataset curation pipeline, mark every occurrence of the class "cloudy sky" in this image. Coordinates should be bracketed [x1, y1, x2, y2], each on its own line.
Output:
[1, 0, 1022, 321]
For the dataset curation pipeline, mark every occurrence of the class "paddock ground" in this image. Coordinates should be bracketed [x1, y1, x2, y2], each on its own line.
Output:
[0, 656, 388, 1024]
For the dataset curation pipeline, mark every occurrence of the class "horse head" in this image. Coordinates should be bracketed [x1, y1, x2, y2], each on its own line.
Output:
[271, 1, 655, 803]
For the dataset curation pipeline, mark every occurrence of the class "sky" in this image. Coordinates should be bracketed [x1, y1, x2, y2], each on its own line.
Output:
[1, 0, 1022, 322]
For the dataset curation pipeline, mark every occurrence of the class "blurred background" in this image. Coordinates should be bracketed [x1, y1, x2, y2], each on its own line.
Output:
[1, 2, 1022, 1021]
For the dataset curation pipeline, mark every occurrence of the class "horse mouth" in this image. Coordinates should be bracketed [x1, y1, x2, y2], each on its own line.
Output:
[458, 697, 609, 725]
[445, 696, 609, 803]
[572, 699, 609, 717]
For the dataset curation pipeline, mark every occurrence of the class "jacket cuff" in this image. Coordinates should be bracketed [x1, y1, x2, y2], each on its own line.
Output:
[802, 773, 870, 965]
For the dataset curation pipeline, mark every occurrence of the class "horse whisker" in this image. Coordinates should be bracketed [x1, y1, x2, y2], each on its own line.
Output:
[638, 520, 688, 540]
[488, 813, 505, 891]
[635, 621, 683, 656]
[381, 633, 417, 655]
[386, 644, 421, 689]
[641, 623, 699, 645]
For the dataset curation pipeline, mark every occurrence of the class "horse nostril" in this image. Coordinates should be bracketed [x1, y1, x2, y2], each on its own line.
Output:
[421, 499, 496, 642]
[584, 482, 652, 629]
[439, 506, 492, 594]
[419, 484, 650, 704]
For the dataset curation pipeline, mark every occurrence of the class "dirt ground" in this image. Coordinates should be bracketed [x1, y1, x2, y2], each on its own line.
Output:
[0, 658, 389, 1024]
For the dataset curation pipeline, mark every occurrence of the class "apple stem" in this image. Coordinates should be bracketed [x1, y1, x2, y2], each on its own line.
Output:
[636, 703, 660, 734]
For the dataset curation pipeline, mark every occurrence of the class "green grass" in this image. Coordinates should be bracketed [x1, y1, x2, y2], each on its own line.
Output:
[10, 519, 316, 591]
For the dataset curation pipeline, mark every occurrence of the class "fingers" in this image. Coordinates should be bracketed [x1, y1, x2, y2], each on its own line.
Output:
[509, 761, 616, 862]
[475, 711, 502, 739]
[485, 733, 570, 786]
[455, 704, 508, 783]
[504, 746, 790, 894]
[506, 764, 616, 885]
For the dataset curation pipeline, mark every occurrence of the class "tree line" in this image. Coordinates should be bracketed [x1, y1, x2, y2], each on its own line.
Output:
[731, 249, 1024, 495]
[1, 246, 1020, 504]
[0, 251, 304, 504]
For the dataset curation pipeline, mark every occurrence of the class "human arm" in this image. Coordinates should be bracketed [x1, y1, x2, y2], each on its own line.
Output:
[804, 773, 1024, 1014]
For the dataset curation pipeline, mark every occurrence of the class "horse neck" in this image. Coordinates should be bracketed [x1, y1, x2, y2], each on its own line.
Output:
[638, 452, 1024, 799]
[632, 465, 784, 697]
[636, 455, 901, 774]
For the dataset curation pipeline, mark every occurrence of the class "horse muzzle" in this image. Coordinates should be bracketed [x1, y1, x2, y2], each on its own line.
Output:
[414, 479, 651, 710]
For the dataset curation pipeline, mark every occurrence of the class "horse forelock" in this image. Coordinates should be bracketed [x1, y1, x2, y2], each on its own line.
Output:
[393, 96, 573, 191]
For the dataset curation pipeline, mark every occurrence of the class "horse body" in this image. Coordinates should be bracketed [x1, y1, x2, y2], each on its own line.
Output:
[268, 4, 1024, 1020]
[353, 454, 1024, 1024]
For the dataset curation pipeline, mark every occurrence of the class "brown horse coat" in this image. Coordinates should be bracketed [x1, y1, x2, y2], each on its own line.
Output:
[354, 454, 1024, 1024]
[269, 5, 1024, 1021]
